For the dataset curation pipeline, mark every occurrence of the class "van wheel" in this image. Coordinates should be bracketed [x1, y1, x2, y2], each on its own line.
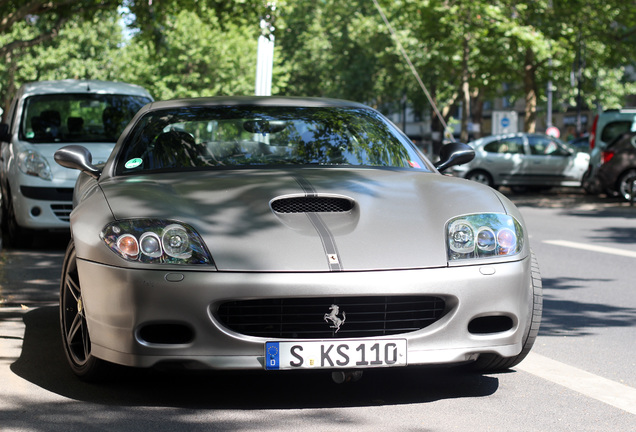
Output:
[1, 192, 33, 248]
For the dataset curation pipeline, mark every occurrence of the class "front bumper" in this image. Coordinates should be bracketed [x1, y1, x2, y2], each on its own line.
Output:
[12, 185, 73, 229]
[77, 256, 533, 370]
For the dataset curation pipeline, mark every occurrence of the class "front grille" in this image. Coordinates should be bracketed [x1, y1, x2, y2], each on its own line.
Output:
[271, 196, 354, 213]
[215, 296, 446, 339]
[51, 204, 73, 222]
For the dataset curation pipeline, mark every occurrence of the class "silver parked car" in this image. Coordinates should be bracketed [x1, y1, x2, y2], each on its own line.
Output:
[452, 133, 589, 190]
[55, 97, 542, 381]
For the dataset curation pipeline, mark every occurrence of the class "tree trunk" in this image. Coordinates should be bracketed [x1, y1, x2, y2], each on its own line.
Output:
[1, 52, 18, 124]
[523, 47, 537, 133]
[471, 88, 483, 139]
[460, 34, 471, 142]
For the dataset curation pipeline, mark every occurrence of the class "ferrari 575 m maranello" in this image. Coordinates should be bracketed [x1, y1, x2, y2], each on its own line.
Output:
[55, 97, 542, 381]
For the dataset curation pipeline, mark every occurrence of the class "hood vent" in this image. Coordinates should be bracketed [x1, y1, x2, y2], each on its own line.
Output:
[271, 196, 354, 213]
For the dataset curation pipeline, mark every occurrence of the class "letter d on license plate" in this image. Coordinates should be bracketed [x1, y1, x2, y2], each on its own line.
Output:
[265, 339, 406, 370]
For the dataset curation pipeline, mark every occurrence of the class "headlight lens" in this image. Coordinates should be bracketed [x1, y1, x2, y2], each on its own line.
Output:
[101, 219, 213, 265]
[17, 150, 52, 180]
[446, 213, 523, 261]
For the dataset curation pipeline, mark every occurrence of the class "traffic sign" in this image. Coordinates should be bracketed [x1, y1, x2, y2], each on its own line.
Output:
[546, 126, 560, 138]
[492, 111, 518, 134]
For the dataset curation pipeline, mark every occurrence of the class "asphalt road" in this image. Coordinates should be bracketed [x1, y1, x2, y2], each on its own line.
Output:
[0, 188, 635, 431]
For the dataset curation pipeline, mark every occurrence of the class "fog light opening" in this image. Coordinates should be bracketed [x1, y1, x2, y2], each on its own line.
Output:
[468, 316, 514, 334]
[138, 323, 194, 345]
[31, 206, 42, 217]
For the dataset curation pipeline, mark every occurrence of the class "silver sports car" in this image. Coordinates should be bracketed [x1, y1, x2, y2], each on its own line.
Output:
[55, 97, 542, 382]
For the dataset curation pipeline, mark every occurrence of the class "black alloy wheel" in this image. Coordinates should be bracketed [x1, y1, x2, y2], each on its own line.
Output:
[60, 240, 107, 380]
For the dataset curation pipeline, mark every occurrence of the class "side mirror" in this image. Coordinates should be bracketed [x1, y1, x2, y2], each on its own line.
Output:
[0, 123, 9, 142]
[434, 142, 475, 172]
[54, 145, 101, 179]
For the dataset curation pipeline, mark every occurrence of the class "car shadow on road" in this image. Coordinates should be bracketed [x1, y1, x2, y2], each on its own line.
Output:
[11, 306, 500, 409]
[539, 277, 636, 337]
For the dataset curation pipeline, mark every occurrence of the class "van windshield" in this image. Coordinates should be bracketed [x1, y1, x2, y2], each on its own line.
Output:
[20, 93, 151, 143]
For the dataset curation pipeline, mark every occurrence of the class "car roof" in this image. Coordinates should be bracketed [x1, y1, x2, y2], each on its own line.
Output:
[141, 96, 370, 112]
[19, 79, 152, 97]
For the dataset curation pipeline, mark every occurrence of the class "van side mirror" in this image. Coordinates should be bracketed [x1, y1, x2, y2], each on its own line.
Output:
[434, 142, 475, 172]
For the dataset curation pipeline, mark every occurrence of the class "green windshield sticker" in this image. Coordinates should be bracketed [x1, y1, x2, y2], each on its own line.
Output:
[125, 158, 143, 169]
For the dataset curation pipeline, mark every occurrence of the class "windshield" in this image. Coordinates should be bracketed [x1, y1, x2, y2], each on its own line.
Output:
[20, 93, 151, 143]
[116, 105, 428, 175]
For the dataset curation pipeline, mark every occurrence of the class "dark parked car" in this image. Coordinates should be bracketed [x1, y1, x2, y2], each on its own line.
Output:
[568, 133, 590, 153]
[54, 96, 541, 382]
[583, 108, 636, 194]
[596, 132, 636, 201]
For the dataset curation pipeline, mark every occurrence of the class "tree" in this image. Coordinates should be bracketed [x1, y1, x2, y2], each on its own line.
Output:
[0, 0, 120, 120]
[493, 0, 636, 132]
[113, 6, 267, 100]
[2, 0, 633, 137]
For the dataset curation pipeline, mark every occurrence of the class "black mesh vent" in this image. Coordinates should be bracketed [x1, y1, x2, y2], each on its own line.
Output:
[51, 204, 73, 222]
[271, 196, 354, 213]
[215, 296, 446, 339]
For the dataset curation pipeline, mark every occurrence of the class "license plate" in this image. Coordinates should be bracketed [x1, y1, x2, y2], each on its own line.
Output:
[265, 339, 407, 370]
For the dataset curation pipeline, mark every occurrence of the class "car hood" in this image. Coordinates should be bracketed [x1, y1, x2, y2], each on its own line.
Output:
[99, 168, 508, 271]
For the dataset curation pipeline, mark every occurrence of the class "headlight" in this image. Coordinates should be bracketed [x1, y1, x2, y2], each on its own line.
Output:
[446, 213, 523, 261]
[17, 150, 52, 180]
[101, 219, 213, 265]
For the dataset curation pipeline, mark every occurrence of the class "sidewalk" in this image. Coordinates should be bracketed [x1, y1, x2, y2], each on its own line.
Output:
[502, 187, 634, 211]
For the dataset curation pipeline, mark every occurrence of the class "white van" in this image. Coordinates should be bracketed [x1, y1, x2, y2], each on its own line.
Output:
[0, 80, 152, 244]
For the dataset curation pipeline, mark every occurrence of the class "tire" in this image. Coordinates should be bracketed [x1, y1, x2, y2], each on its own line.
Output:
[470, 252, 543, 372]
[466, 170, 495, 188]
[617, 168, 636, 202]
[581, 166, 597, 195]
[60, 239, 110, 381]
[1, 188, 34, 248]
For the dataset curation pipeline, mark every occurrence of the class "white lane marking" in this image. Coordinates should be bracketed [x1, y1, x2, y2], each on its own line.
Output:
[544, 240, 636, 259]
[517, 352, 636, 415]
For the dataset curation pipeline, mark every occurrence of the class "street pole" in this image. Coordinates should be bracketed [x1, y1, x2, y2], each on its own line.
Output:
[255, 2, 276, 96]
[547, 56, 553, 129]
[546, 0, 553, 130]
[575, 31, 584, 136]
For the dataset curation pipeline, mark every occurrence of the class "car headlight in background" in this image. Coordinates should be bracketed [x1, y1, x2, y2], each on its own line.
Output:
[17, 150, 52, 180]
[446, 213, 523, 261]
[101, 219, 213, 265]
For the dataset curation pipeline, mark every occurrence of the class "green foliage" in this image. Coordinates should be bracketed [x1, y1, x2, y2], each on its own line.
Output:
[1, 0, 634, 129]
[114, 8, 260, 100]
[25, 10, 124, 81]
